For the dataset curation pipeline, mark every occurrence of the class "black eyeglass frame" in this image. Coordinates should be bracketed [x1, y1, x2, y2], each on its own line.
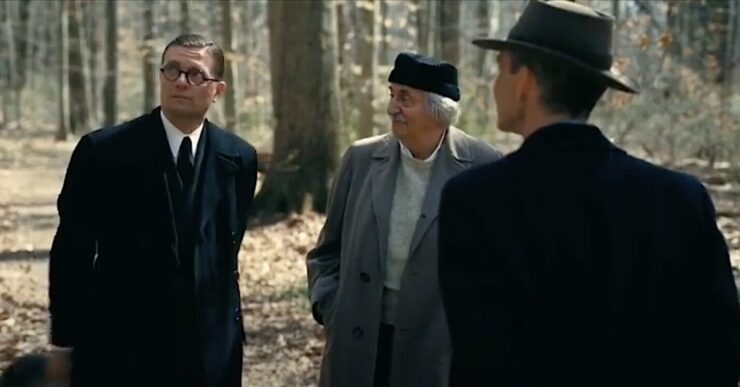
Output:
[159, 65, 220, 86]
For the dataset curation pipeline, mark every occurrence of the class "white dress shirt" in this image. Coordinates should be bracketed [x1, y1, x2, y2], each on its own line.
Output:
[160, 110, 204, 163]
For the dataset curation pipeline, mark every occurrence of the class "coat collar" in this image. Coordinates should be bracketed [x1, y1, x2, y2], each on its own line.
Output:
[370, 127, 472, 268]
[371, 126, 472, 162]
[519, 122, 615, 154]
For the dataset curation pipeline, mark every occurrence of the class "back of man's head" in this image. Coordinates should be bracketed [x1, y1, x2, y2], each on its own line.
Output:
[508, 48, 607, 120]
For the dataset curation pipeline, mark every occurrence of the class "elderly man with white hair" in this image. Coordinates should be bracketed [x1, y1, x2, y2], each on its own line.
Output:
[307, 53, 502, 387]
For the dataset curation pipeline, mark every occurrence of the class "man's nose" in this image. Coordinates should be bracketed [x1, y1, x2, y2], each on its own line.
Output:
[387, 100, 400, 115]
[174, 72, 189, 88]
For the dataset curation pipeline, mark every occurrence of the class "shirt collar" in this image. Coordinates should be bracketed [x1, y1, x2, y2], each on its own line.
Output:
[160, 110, 204, 162]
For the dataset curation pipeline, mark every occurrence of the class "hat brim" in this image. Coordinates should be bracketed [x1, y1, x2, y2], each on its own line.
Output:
[473, 38, 639, 94]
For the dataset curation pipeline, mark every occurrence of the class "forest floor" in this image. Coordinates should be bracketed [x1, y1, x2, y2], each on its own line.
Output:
[0, 128, 738, 386]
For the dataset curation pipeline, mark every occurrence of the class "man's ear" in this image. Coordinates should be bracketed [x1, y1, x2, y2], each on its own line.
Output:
[214, 82, 227, 102]
[513, 66, 530, 104]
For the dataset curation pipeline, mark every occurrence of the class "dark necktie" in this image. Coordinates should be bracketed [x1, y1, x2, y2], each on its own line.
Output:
[177, 137, 194, 189]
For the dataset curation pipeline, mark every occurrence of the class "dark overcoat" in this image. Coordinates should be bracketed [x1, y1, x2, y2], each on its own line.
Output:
[439, 123, 740, 387]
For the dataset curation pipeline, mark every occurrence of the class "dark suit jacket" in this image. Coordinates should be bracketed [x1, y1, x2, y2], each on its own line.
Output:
[439, 123, 740, 387]
[49, 108, 258, 387]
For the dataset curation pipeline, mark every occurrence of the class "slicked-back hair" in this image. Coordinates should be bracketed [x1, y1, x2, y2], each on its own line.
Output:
[161, 33, 225, 80]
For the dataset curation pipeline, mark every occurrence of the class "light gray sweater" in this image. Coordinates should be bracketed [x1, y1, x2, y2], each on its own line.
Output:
[382, 138, 442, 324]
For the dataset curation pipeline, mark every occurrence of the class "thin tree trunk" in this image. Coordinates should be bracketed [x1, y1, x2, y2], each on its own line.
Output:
[221, 0, 238, 132]
[335, 0, 348, 120]
[57, 0, 69, 141]
[356, 0, 377, 138]
[14, 0, 32, 127]
[612, 0, 620, 55]
[379, 0, 390, 66]
[474, 0, 492, 130]
[103, 0, 117, 127]
[415, 0, 431, 55]
[142, 1, 158, 113]
[84, 1, 101, 125]
[438, 0, 461, 67]
[239, 0, 251, 126]
[67, 0, 90, 133]
[4, 0, 18, 127]
[256, 0, 340, 217]
[180, 0, 190, 34]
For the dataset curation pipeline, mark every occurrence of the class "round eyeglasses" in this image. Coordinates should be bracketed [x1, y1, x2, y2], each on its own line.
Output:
[159, 64, 220, 86]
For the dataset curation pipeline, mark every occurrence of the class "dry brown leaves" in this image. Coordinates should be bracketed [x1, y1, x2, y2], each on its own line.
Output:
[240, 213, 326, 386]
[0, 213, 328, 386]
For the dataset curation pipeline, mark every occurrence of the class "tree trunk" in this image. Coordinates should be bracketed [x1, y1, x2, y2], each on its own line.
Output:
[379, 0, 390, 66]
[336, 0, 348, 70]
[611, 0, 620, 55]
[84, 1, 100, 126]
[414, 0, 432, 55]
[57, 0, 69, 141]
[356, 0, 377, 138]
[474, 0, 492, 130]
[238, 0, 251, 126]
[336, 0, 350, 119]
[142, 1, 158, 113]
[437, 0, 461, 67]
[180, 0, 190, 34]
[103, 0, 117, 127]
[67, 0, 90, 133]
[255, 0, 341, 218]
[4, 0, 18, 128]
[474, 0, 491, 76]
[222, 0, 238, 132]
[14, 0, 32, 127]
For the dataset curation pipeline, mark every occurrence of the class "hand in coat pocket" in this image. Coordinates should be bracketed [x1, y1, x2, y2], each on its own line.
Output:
[314, 289, 338, 329]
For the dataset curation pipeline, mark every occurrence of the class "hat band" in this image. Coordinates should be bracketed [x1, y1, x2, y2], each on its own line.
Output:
[508, 33, 613, 70]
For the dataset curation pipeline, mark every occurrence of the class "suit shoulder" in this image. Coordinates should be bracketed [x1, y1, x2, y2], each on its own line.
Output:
[85, 115, 142, 144]
[617, 153, 706, 197]
[209, 124, 257, 158]
[344, 133, 392, 160]
[350, 133, 390, 151]
[80, 114, 154, 157]
[449, 126, 503, 165]
[445, 154, 513, 201]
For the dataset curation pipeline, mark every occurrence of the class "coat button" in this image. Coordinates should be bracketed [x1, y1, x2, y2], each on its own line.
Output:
[359, 272, 370, 283]
[352, 326, 364, 338]
[234, 308, 241, 321]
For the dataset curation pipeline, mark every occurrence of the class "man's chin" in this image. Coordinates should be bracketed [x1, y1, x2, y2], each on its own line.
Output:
[391, 123, 407, 138]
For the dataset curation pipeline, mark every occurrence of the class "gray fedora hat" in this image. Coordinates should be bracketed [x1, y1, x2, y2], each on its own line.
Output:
[473, 0, 638, 93]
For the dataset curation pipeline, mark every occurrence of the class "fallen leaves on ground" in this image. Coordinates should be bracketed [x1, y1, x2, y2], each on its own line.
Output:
[0, 213, 327, 386]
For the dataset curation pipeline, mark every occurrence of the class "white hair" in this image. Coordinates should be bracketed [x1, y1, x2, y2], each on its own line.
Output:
[425, 92, 460, 128]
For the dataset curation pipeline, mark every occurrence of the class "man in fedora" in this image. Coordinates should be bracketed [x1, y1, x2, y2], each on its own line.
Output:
[307, 52, 500, 387]
[438, 1, 740, 386]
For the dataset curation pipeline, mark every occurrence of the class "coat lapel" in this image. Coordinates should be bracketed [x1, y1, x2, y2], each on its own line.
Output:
[407, 127, 471, 257]
[196, 122, 240, 236]
[370, 135, 400, 272]
[139, 108, 180, 265]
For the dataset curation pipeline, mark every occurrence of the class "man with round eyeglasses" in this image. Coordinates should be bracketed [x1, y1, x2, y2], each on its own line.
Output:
[159, 64, 221, 87]
[48, 34, 258, 387]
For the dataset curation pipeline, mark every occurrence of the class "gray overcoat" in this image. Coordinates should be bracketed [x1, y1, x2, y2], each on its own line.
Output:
[307, 127, 501, 387]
